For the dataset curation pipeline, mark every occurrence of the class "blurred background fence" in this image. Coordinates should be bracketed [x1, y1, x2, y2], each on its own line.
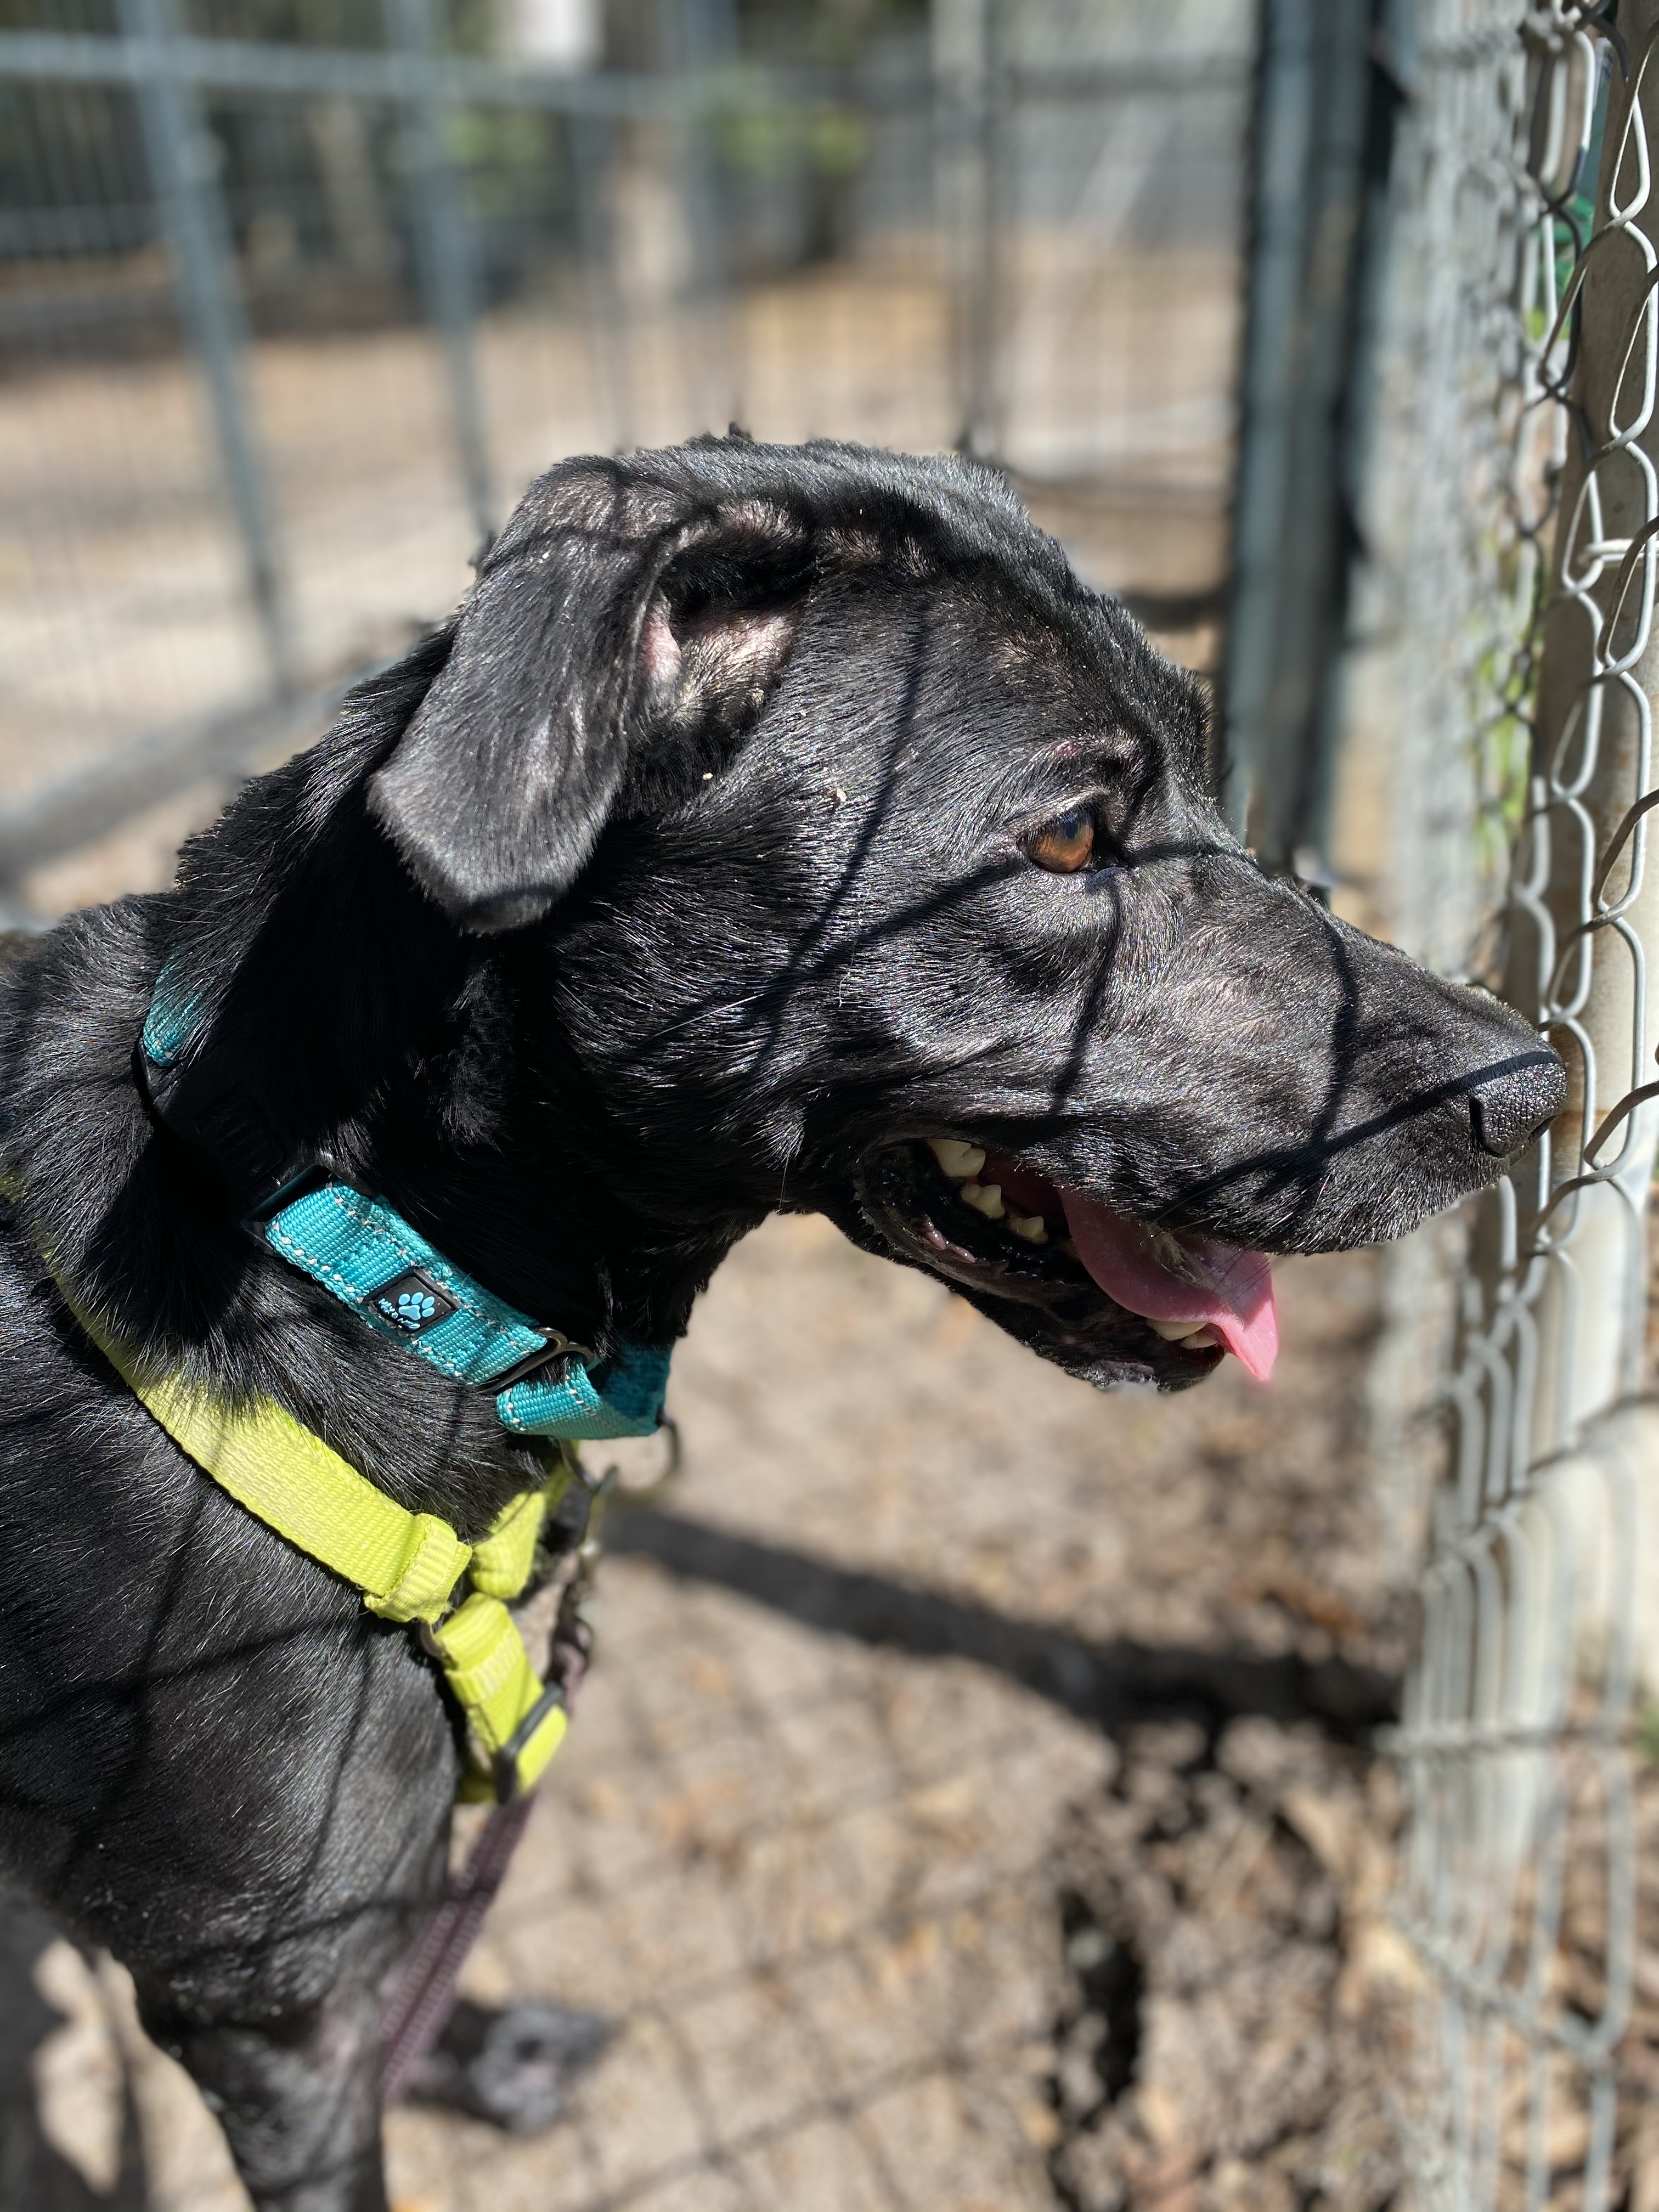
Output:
[0, 0, 1251, 917]
[12, 1, 1659, 2209]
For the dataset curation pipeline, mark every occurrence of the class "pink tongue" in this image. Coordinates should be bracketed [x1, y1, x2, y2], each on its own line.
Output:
[1059, 1193, 1279, 1382]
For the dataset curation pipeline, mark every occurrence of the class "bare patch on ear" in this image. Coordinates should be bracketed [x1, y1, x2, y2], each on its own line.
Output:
[369, 467, 817, 932]
[683, 601, 802, 679]
[648, 498, 814, 734]
[663, 599, 805, 732]
[640, 601, 684, 689]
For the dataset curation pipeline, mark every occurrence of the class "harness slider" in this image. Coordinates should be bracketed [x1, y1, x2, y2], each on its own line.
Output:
[493, 1680, 569, 1802]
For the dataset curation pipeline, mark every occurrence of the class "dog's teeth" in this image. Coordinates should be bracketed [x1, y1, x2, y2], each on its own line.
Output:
[927, 1137, 987, 1181]
[1148, 1316, 1211, 1342]
[1007, 1211, 1048, 1244]
[1058, 1237, 1081, 1261]
[960, 1181, 1005, 1220]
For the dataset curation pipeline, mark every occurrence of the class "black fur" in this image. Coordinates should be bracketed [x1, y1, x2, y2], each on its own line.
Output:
[0, 438, 1561, 2210]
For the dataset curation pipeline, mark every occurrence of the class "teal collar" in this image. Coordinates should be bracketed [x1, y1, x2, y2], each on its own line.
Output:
[261, 1181, 670, 1441]
[139, 966, 672, 1442]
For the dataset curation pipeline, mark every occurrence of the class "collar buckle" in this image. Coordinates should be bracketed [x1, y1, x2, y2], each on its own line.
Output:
[241, 1151, 339, 1226]
[486, 1328, 597, 1395]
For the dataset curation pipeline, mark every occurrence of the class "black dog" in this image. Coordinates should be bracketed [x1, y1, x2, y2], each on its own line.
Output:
[0, 437, 1561, 2210]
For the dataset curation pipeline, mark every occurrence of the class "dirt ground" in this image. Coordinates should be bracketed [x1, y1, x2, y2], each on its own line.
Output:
[0, 1202, 1426, 2212]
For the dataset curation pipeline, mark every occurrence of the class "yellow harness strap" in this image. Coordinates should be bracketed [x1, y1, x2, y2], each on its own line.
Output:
[50, 1273, 569, 1799]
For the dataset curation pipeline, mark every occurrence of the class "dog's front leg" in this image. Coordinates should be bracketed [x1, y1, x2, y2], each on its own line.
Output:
[139, 1973, 390, 2212]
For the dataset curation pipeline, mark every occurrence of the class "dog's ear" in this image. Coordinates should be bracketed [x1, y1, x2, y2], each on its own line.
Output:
[368, 461, 814, 933]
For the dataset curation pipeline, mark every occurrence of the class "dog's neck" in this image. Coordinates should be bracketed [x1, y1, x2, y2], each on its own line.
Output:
[4, 919, 746, 1534]
[0, 718, 753, 1533]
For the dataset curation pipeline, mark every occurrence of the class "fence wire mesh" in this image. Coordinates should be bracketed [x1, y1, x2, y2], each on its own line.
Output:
[1361, 3, 1659, 2204]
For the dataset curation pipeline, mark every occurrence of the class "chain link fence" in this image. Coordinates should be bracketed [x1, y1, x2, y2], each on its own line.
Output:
[1331, 1, 1659, 2202]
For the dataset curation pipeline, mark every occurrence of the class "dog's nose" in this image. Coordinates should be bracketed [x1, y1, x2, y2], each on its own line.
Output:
[1467, 1054, 1568, 1156]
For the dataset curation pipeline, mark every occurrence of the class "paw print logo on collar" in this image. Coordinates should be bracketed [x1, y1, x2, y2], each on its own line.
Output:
[364, 1267, 457, 1338]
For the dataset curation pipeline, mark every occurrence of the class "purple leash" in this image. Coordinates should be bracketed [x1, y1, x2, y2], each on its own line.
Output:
[380, 1618, 592, 2103]
[380, 1792, 538, 2103]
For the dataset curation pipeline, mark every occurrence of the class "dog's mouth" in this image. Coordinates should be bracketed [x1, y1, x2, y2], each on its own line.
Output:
[856, 1137, 1278, 1386]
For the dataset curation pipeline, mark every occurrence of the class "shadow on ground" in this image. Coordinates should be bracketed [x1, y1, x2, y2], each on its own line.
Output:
[608, 1508, 1398, 1741]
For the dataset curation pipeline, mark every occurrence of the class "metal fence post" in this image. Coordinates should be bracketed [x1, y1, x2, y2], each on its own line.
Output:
[932, 0, 1001, 463]
[569, 109, 636, 454]
[116, 0, 291, 693]
[1222, 0, 1391, 868]
[385, 0, 494, 549]
[672, 0, 737, 436]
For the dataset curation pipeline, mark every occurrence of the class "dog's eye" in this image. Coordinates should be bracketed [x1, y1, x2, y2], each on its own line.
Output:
[1025, 808, 1095, 874]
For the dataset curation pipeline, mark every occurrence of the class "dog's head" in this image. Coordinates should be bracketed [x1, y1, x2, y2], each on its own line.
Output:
[342, 436, 1559, 1391]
